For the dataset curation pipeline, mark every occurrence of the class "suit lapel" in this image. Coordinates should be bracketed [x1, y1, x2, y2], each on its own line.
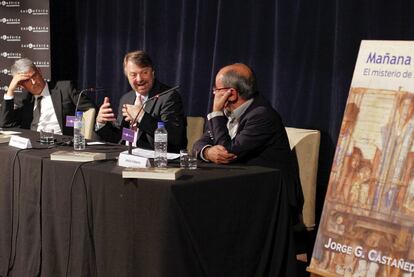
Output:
[137, 81, 162, 142]
[236, 96, 259, 135]
[50, 85, 64, 129]
[26, 94, 35, 124]
[126, 91, 136, 104]
[143, 80, 163, 115]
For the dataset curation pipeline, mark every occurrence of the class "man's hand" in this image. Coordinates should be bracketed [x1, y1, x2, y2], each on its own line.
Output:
[204, 145, 237, 164]
[122, 103, 143, 123]
[97, 97, 116, 124]
[212, 89, 232, 112]
[6, 72, 32, 97]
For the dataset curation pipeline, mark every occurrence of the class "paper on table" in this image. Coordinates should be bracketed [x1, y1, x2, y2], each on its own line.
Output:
[121, 147, 180, 160]
[0, 131, 22, 135]
[87, 141, 107, 145]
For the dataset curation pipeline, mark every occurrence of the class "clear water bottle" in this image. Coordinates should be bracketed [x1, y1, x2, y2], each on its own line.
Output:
[154, 121, 168, 168]
[73, 111, 85, 150]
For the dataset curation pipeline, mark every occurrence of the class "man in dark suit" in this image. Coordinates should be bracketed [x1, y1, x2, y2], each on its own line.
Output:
[95, 50, 187, 153]
[193, 63, 303, 216]
[0, 58, 95, 135]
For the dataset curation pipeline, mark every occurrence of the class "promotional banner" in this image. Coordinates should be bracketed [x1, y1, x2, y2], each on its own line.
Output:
[308, 41, 414, 276]
[0, 0, 50, 98]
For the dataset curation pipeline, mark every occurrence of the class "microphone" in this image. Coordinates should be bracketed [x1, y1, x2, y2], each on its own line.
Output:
[75, 87, 105, 115]
[126, 85, 179, 154]
[130, 85, 180, 128]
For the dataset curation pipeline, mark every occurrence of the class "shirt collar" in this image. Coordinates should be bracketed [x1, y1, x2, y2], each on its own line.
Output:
[135, 91, 148, 102]
[35, 83, 49, 98]
[224, 98, 254, 121]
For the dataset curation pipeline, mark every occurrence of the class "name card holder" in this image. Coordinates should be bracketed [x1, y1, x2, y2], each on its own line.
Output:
[118, 152, 150, 168]
[9, 135, 32, 149]
[66, 115, 76, 127]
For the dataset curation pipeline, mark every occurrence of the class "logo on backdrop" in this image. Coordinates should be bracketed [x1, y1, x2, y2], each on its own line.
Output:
[0, 35, 20, 42]
[0, 0, 51, 89]
[21, 43, 49, 50]
[20, 26, 48, 32]
[1, 69, 11, 75]
[1, 18, 20, 25]
[20, 9, 49, 16]
[34, 61, 49, 68]
[0, 1, 20, 7]
[1, 52, 21, 59]
[0, 86, 21, 93]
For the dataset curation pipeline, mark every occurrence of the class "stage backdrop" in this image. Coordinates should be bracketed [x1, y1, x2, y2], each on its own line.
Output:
[308, 40, 414, 276]
[0, 0, 50, 97]
[48, 1, 414, 220]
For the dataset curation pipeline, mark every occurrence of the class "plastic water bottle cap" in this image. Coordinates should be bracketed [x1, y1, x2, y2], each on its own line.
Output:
[76, 111, 83, 117]
[157, 121, 164, 128]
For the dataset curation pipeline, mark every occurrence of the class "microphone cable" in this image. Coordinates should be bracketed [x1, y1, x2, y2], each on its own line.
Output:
[8, 146, 54, 274]
[8, 148, 28, 272]
[65, 158, 117, 277]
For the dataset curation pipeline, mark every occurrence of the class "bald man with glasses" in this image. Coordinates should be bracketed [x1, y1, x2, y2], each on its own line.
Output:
[193, 63, 303, 221]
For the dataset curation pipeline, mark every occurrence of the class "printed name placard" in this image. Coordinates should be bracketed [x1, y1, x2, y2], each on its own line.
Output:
[9, 135, 32, 149]
[118, 152, 150, 168]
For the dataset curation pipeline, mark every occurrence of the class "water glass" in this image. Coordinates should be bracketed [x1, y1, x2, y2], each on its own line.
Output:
[187, 154, 197, 170]
[180, 149, 189, 168]
[180, 149, 197, 170]
[40, 128, 54, 144]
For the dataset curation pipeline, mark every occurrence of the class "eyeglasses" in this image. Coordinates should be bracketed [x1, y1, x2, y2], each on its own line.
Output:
[212, 87, 233, 93]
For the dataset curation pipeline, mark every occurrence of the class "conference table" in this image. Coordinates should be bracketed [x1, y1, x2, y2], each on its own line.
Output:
[0, 129, 297, 277]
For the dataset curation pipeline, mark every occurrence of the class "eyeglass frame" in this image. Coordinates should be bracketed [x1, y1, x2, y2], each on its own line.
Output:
[212, 87, 233, 94]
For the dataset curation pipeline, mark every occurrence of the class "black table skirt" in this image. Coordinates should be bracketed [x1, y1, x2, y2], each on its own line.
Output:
[0, 129, 297, 277]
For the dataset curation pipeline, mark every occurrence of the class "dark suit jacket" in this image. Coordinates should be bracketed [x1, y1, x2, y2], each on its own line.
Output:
[193, 95, 303, 215]
[0, 81, 96, 136]
[96, 80, 187, 153]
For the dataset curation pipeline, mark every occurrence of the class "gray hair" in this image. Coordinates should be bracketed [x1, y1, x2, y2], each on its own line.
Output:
[11, 58, 36, 76]
[220, 69, 257, 100]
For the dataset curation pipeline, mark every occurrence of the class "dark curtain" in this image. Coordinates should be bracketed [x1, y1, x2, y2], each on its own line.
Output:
[49, 0, 414, 219]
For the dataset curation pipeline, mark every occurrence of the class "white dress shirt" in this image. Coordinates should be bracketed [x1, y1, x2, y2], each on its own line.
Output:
[36, 84, 62, 134]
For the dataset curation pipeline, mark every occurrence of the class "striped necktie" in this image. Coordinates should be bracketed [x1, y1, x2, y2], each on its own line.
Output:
[135, 95, 143, 106]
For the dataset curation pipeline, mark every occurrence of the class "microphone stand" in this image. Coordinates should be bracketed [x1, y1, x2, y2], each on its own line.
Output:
[127, 85, 180, 155]
[74, 87, 105, 115]
[75, 88, 94, 115]
[128, 104, 146, 155]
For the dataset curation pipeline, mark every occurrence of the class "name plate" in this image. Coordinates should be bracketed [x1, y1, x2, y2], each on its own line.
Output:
[118, 152, 150, 168]
[9, 135, 32, 149]
[66, 115, 75, 127]
[122, 127, 135, 143]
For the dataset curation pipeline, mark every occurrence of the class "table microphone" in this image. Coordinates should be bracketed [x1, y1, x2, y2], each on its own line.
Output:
[59, 87, 104, 146]
[130, 85, 180, 127]
[74, 87, 105, 114]
[127, 85, 180, 154]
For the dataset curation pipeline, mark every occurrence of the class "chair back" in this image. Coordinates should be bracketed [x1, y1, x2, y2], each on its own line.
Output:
[187, 116, 205, 151]
[82, 108, 96, 140]
[285, 127, 320, 230]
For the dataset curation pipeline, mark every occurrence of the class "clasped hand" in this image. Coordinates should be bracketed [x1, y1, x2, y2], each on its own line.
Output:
[122, 103, 143, 123]
[204, 145, 237, 164]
